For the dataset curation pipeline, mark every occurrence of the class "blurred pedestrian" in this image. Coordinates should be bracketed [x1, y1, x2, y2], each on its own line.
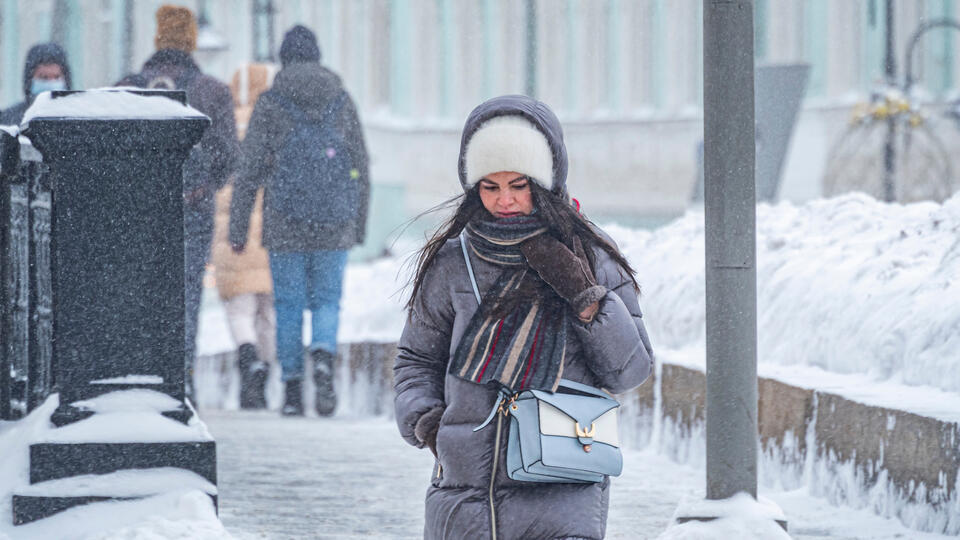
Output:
[209, 63, 279, 409]
[0, 43, 73, 125]
[230, 25, 370, 417]
[393, 95, 654, 539]
[118, 5, 239, 402]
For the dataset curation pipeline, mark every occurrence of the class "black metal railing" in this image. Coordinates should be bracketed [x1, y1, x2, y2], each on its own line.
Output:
[1, 133, 54, 420]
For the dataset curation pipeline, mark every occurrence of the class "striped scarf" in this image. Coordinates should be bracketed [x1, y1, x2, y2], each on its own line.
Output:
[449, 216, 568, 392]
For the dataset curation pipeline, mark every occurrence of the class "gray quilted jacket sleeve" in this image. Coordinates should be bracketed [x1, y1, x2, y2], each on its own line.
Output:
[394, 259, 454, 447]
[571, 245, 654, 394]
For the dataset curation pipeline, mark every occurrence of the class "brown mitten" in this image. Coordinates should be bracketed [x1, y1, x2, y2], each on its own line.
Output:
[415, 406, 445, 458]
[519, 234, 607, 319]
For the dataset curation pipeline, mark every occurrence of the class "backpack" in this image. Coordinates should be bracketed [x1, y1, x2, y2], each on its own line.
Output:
[269, 91, 359, 225]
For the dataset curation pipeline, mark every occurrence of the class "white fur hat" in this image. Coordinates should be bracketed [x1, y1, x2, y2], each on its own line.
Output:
[463, 115, 554, 190]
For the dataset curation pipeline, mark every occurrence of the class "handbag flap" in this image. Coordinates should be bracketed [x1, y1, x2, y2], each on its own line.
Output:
[526, 389, 618, 427]
[539, 401, 620, 447]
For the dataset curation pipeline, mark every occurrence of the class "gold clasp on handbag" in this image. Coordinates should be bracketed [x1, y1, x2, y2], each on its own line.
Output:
[575, 422, 596, 438]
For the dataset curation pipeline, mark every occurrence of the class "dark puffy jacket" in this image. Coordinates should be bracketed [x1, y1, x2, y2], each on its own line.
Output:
[0, 43, 73, 125]
[396, 94, 653, 539]
[228, 61, 370, 252]
[118, 49, 239, 204]
[395, 232, 653, 540]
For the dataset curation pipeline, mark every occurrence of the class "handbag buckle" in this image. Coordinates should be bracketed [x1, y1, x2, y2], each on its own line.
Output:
[575, 422, 596, 438]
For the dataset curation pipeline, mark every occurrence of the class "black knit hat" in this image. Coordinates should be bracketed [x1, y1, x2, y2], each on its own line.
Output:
[279, 25, 321, 67]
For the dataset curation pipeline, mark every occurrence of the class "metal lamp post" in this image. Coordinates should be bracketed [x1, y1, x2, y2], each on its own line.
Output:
[703, 0, 758, 501]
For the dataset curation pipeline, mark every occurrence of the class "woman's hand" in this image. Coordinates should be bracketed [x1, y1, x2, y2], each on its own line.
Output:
[578, 301, 600, 322]
[415, 406, 445, 458]
[520, 234, 607, 321]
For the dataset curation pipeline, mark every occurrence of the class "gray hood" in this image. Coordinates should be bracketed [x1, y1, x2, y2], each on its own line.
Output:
[457, 94, 569, 198]
[270, 62, 344, 120]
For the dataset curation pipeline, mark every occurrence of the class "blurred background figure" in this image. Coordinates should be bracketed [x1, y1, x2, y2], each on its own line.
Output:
[209, 62, 279, 410]
[229, 25, 370, 417]
[117, 4, 239, 402]
[0, 42, 72, 125]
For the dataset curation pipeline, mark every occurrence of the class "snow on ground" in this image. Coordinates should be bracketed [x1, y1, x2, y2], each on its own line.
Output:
[0, 395, 228, 540]
[204, 411, 957, 539]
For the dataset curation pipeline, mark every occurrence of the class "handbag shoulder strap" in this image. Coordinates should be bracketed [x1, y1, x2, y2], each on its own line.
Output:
[459, 231, 482, 305]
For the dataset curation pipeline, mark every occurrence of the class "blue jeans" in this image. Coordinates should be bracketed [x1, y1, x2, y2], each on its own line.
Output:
[269, 250, 348, 381]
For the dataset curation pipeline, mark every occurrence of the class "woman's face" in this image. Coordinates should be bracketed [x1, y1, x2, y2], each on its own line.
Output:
[478, 171, 534, 218]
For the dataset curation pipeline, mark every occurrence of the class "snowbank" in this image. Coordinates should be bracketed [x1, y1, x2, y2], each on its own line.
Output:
[333, 192, 960, 402]
[0, 395, 228, 540]
[658, 493, 789, 540]
[631, 191, 960, 396]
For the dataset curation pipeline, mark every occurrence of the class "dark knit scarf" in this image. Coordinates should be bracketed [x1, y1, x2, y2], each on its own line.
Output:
[449, 216, 569, 392]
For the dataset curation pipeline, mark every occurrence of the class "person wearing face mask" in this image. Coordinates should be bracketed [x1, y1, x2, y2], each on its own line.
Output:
[0, 42, 73, 125]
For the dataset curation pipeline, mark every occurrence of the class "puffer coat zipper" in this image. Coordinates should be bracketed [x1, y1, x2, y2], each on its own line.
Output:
[489, 413, 504, 540]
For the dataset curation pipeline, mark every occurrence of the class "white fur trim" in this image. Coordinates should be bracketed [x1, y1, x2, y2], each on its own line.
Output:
[464, 116, 553, 189]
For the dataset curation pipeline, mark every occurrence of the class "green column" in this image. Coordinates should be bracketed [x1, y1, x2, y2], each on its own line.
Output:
[565, 0, 578, 111]
[2, 0, 20, 108]
[861, 0, 885, 92]
[942, 1, 955, 93]
[606, 0, 621, 110]
[389, 0, 413, 116]
[111, 0, 126, 82]
[803, 0, 828, 97]
[925, 0, 955, 97]
[696, 0, 704, 107]
[354, 0, 367, 106]
[63, 0, 84, 90]
[651, 0, 665, 109]
[754, 0, 768, 61]
[437, 0, 454, 116]
[482, 0, 498, 99]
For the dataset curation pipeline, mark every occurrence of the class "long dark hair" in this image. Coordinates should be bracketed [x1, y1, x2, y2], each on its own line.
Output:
[406, 183, 639, 309]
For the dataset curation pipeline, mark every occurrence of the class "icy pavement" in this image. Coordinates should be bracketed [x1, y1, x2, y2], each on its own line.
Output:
[204, 411, 953, 540]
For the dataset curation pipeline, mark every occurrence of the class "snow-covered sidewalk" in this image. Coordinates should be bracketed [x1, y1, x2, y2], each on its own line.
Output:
[205, 411, 953, 540]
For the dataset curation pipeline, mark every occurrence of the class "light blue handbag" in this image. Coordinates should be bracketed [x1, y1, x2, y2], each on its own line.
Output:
[462, 233, 623, 483]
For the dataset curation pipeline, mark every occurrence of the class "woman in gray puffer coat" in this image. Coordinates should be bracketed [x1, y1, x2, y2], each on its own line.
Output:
[394, 95, 653, 540]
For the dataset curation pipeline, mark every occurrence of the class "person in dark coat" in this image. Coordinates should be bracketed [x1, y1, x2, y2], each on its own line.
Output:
[229, 25, 370, 417]
[394, 95, 654, 540]
[117, 5, 239, 400]
[0, 42, 73, 125]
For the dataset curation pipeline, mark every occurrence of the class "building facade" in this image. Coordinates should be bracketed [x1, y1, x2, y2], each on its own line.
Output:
[2, 0, 958, 241]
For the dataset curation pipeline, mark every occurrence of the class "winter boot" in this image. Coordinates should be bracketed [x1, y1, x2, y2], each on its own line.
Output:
[238, 343, 268, 410]
[311, 348, 338, 417]
[281, 379, 304, 416]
